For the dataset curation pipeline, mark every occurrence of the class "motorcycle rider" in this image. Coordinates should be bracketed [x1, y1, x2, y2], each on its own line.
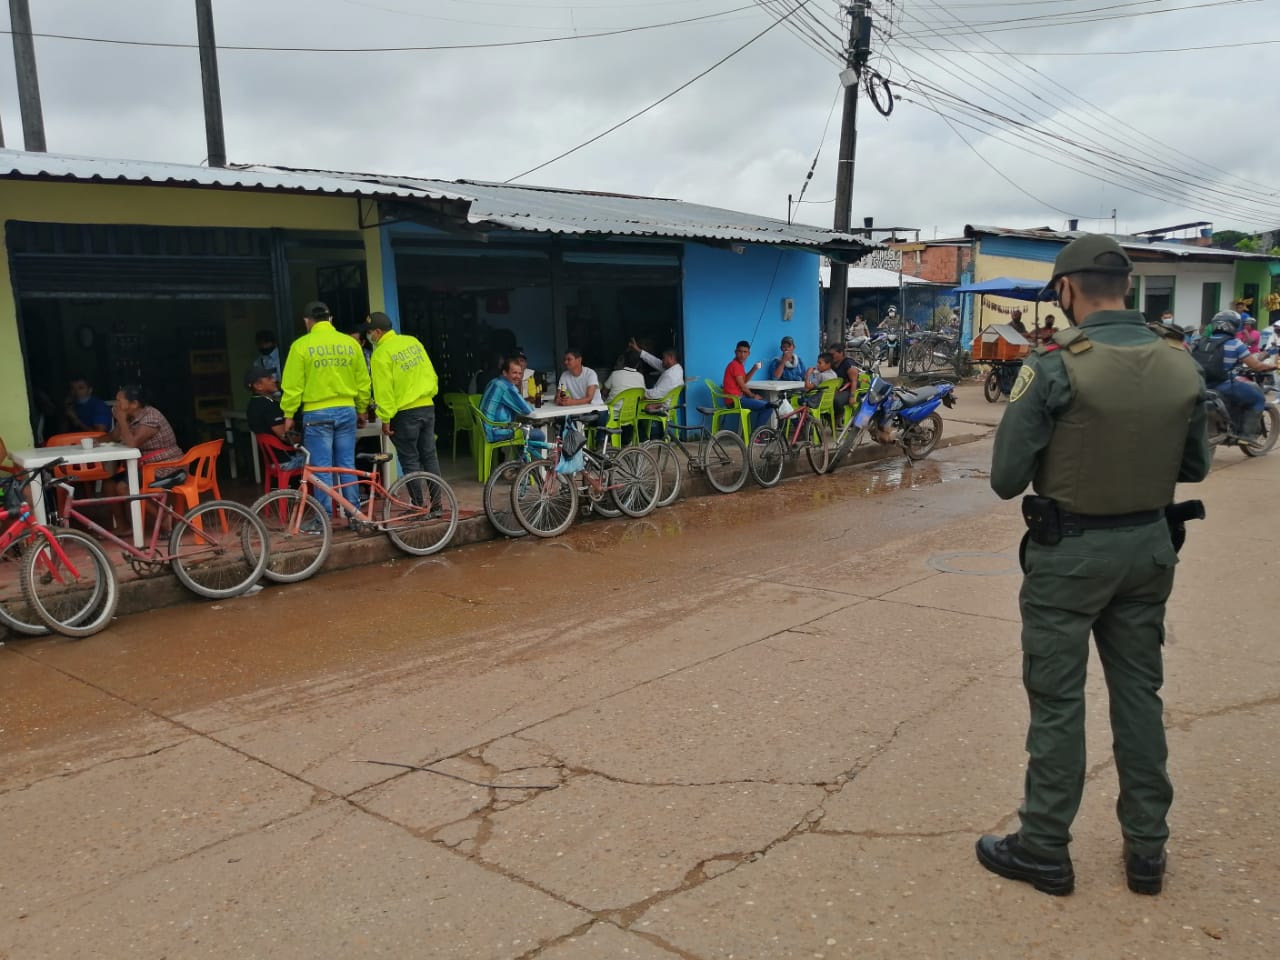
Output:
[1191, 311, 1276, 442]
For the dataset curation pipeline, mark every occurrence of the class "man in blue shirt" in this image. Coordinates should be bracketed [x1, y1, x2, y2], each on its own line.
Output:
[64, 376, 112, 433]
[769, 336, 806, 382]
[1192, 311, 1276, 440]
[480, 357, 546, 447]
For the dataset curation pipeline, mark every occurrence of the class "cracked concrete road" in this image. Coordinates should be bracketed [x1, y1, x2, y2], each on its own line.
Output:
[2, 439, 1277, 959]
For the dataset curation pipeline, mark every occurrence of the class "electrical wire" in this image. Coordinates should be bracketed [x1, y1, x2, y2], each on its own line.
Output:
[893, 0, 1280, 203]
[895, 0, 1261, 37]
[880, 0, 1280, 212]
[505, 0, 819, 183]
[888, 37, 1280, 56]
[751, 0, 844, 62]
[0, 5, 758, 54]
[790, 83, 843, 221]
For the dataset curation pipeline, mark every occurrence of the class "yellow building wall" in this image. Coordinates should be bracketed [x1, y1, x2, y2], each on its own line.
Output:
[0, 180, 374, 449]
[972, 253, 1054, 334]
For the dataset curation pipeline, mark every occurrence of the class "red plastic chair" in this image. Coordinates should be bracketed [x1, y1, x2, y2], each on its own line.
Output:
[256, 433, 303, 495]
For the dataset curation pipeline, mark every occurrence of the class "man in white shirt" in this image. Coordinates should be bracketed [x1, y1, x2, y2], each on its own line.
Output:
[631, 338, 686, 401]
[603, 350, 646, 398]
[557, 348, 608, 426]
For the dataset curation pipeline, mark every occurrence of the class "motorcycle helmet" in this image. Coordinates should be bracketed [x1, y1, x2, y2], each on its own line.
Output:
[1210, 310, 1240, 335]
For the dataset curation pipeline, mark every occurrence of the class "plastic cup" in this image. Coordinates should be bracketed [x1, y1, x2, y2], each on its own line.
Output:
[80, 438, 94, 449]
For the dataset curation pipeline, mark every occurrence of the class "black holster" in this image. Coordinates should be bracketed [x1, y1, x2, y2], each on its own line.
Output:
[1021, 495, 1063, 546]
[1165, 500, 1206, 554]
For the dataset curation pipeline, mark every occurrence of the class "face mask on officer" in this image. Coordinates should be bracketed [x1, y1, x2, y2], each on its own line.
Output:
[1055, 278, 1077, 327]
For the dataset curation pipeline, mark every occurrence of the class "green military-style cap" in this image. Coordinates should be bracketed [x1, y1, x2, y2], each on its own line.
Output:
[1043, 234, 1133, 297]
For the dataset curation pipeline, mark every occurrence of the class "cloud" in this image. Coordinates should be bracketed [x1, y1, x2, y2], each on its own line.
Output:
[2, 0, 1276, 236]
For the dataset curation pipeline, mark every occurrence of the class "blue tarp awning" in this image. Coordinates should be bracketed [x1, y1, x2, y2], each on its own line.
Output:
[951, 277, 1047, 301]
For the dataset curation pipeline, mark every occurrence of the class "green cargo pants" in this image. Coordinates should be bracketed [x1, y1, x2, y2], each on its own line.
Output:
[1017, 520, 1179, 862]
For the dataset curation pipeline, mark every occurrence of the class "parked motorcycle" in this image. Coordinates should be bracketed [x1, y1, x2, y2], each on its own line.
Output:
[824, 374, 957, 471]
[1206, 389, 1279, 457]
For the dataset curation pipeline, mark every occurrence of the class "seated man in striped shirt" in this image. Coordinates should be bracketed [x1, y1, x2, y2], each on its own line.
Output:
[480, 357, 546, 448]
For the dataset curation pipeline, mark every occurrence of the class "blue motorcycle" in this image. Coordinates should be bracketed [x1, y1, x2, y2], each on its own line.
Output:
[826, 375, 957, 471]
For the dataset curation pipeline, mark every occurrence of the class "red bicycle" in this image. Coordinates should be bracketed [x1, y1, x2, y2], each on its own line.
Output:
[0, 463, 118, 638]
[745, 392, 832, 487]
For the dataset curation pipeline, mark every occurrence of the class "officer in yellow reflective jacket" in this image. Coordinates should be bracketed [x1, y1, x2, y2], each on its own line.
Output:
[363, 312, 443, 513]
[975, 235, 1210, 899]
[280, 301, 372, 516]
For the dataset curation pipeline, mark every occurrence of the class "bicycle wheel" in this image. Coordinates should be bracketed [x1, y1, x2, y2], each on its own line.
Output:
[983, 370, 1002, 403]
[170, 500, 270, 599]
[608, 446, 660, 518]
[746, 426, 785, 488]
[383, 471, 459, 556]
[20, 529, 118, 638]
[702, 430, 748, 494]
[250, 489, 331, 584]
[512, 459, 579, 538]
[643, 440, 683, 508]
[1, 531, 52, 636]
[483, 459, 528, 538]
[803, 418, 832, 475]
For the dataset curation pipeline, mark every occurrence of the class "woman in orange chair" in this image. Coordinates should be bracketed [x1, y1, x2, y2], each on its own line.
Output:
[107, 385, 184, 531]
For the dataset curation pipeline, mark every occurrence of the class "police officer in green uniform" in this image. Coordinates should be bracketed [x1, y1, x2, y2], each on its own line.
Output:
[975, 235, 1210, 897]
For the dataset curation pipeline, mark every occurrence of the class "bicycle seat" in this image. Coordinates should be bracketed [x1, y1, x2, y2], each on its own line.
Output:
[356, 453, 393, 465]
[597, 426, 623, 435]
[149, 470, 188, 490]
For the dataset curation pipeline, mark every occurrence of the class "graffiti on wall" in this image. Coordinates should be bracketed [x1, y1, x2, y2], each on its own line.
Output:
[855, 248, 904, 272]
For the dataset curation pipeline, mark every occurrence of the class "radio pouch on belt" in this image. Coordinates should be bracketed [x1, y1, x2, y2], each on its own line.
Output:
[1022, 495, 1063, 546]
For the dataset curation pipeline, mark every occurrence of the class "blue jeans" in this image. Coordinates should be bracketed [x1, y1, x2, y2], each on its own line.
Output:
[302, 406, 357, 515]
[740, 396, 771, 433]
[1214, 379, 1265, 431]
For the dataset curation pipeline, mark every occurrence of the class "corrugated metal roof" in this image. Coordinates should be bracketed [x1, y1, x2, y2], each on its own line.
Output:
[0, 149, 465, 202]
[248, 166, 870, 250]
[965, 224, 1280, 262]
[0, 149, 871, 252]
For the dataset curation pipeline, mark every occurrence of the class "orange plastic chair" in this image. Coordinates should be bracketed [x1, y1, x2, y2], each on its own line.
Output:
[256, 433, 303, 495]
[44, 431, 112, 483]
[142, 439, 224, 516]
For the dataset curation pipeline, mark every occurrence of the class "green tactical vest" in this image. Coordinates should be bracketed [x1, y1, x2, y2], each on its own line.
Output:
[1033, 327, 1201, 515]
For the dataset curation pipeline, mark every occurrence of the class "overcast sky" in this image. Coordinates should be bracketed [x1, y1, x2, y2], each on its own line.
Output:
[2, 0, 1276, 238]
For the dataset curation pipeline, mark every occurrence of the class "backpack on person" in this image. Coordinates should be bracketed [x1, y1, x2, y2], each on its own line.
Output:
[1191, 336, 1229, 385]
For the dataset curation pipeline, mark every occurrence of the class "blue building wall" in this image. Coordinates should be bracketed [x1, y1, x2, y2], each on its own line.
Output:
[681, 244, 820, 424]
[979, 235, 1064, 264]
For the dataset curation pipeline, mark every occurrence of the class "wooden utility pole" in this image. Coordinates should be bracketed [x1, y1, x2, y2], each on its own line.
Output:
[9, 0, 47, 151]
[824, 1, 872, 346]
[195, 0, 227, 167]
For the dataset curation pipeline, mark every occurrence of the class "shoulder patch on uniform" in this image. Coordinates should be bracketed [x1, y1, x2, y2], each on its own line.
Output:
[1052, 327, 1093, 354]
[1009, 365, 1036, 403]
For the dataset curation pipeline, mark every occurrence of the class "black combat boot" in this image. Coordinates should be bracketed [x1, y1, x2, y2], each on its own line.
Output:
[1125, 849, 1166, 895]
[976, 833, 1075, 896]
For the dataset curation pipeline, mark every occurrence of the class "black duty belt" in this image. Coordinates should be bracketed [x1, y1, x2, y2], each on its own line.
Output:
[1060, 508, 1163, 536]
[1022, 495, 1166, 547]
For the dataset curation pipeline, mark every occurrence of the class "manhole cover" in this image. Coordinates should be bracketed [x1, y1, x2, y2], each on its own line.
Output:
[927, 551, 1020, 576]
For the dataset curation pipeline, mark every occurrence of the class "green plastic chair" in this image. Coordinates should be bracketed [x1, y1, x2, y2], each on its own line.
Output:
[442, 392, 477, 460]
[468, 396, 525, 483]
[810, 377, 844, 434]
[592, 387, 645, 450]
[635, 383, 685, 440]
[704, 378, 751, 440]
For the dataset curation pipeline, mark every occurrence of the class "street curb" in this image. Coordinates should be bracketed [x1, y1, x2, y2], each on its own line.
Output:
[106, 428, 995, 619]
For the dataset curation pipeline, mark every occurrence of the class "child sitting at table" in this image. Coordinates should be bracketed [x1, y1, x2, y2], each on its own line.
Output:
[804, 352, 837, 389]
